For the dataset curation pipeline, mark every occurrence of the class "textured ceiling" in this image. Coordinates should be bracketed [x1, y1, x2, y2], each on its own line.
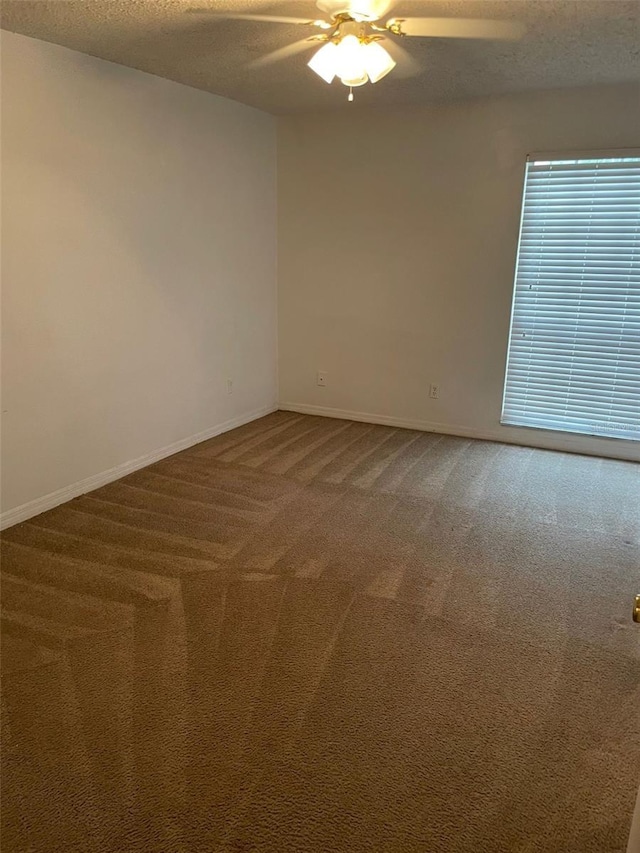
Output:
[2, 0, 639, 114]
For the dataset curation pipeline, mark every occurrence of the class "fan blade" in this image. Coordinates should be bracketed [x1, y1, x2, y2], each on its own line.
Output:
[247, 38, 320, 69]
[390, 17, 526, 40]
[186, 10, 320, 26]
[381, 38, 421, 78]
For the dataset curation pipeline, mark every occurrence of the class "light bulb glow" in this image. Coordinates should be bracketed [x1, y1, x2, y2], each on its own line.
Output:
[334, 34, 368, 86]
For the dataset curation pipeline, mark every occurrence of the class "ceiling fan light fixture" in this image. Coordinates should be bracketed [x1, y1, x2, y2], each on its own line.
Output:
[361, 40, 395, 82]
[307, 40, 339, 83]
[308, 31, 396, 90]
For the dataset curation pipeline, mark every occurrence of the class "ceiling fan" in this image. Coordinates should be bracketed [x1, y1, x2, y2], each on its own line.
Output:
[188, 1, 526, 101]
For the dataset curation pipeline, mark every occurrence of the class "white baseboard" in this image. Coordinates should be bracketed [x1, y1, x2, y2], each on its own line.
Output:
[0, 404, 278, 530]
[278, 402, 639, 463]
[3, 399, 636, 531]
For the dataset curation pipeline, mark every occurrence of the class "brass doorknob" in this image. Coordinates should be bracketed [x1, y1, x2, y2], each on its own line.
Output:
[634, 595, 640, 624]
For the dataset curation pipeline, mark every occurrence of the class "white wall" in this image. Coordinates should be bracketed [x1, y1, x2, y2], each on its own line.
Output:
[278, 84, 640, 461]
[1, 31, 278, 521]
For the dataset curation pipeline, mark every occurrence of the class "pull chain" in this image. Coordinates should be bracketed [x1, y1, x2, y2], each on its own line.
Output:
[348, 86, 354, 102]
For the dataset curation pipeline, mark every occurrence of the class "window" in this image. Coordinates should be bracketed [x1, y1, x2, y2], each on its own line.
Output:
[501, 152, 640, 441]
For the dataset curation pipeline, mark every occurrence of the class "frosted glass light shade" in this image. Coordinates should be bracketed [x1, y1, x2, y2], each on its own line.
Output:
[362, 41, 396, 83]
[308, 41, 339, 84]
[335, 35, 368, 86]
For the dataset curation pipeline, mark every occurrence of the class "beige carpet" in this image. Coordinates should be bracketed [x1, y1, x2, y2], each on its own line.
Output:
[1, 411, 639, 852]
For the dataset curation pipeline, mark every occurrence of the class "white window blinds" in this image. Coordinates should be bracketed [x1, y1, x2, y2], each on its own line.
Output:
[501, 153, 640, 442]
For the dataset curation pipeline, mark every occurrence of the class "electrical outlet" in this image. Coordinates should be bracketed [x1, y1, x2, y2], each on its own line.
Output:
[317, 371, 328, 387]
[429, 383, 439, 399]
[227, 378, 233, 395]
